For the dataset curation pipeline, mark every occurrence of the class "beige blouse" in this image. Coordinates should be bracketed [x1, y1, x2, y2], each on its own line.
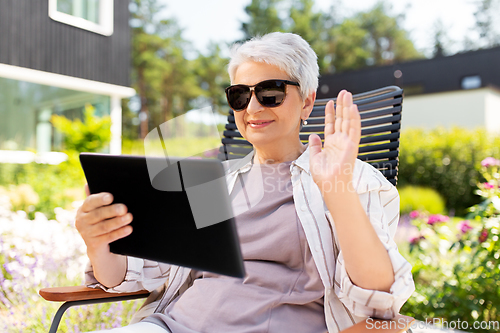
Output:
[85, 147, 415, 333]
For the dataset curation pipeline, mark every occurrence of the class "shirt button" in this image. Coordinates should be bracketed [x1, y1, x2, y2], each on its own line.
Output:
[315, 245, 321, 252]
[301, 205, 307, 211]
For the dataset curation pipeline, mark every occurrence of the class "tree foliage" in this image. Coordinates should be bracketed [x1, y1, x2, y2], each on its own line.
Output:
[191, 43, 230, 114]
[472, 0, 500, 48]
[130, 0, 198, 138]
[124, 0, 500, 140]
[241, 0, 285, 38]
[239, 0, 423, 74]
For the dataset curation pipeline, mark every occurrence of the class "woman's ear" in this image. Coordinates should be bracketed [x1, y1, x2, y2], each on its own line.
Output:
[301, 91, 316, 120]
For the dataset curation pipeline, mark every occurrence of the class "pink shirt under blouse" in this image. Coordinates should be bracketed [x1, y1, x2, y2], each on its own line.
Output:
[144, 161, 328, 332]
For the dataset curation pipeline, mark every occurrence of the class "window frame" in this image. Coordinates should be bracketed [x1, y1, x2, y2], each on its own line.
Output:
[48, 0, 114, 36]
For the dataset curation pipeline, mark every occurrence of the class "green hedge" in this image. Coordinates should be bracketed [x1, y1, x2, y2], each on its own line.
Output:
[0, 154, 85, 219]
[398, 127, 500, 216]
[399, 185, 446, 215]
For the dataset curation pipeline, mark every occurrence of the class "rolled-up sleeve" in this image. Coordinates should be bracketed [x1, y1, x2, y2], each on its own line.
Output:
[85, 256, 170, 293]
[333, 162, 415, 319]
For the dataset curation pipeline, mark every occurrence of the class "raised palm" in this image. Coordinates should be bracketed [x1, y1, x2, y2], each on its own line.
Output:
[309, 90, 361, 193]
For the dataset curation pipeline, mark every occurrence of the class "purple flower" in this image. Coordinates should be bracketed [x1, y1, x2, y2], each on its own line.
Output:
[409, 210, 420, 219]
[481, 157, 500, 168]
[427, 214, 449, 225]
[457, 220, 473, 234]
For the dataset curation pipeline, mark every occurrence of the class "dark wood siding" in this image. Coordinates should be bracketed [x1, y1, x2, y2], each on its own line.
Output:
[317, 46, 500, 99]
[0, 0, 130, 87]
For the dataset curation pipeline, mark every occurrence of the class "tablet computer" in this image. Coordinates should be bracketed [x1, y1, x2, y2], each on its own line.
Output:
[79, 152, 245, 278]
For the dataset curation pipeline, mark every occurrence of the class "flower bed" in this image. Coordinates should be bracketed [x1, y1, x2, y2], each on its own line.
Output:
[400, 158, 500, 332]
[0, 197, 142, 332]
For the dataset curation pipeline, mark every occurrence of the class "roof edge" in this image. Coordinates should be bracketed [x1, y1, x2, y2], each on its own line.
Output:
[0, 63, 135, 98]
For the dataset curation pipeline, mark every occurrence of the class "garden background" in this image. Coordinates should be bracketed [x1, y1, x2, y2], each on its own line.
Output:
[1, 0, 500, 331]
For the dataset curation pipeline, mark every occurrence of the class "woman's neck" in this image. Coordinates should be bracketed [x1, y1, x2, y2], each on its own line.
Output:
[253, 141, 307, 164]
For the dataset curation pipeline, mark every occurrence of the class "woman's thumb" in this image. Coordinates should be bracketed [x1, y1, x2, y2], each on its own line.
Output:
[308, 134, 322, 157]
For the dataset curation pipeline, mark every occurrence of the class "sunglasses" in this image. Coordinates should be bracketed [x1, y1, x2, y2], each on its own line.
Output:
[225, 79, 300, 111]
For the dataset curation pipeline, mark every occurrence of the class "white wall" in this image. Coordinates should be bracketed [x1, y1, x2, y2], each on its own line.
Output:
[401, 88, 500, 131]
[485, 89, 500, 134]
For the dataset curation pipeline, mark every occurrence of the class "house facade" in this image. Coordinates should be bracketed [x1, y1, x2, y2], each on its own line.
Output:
[317, 46, 500, 133]
[0, 0, 134, 163]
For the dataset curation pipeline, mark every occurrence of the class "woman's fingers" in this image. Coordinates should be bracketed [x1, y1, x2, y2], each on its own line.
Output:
[93, 225, 133, 246]
[349, 104, 362, 145]
[324, 100, 335, 137]
[81, 192, 113, 213]
[341, 92, 352, 134]
[84, 203, 128, 225]
[308, 133, 323, 157]
[89, 213, 133, 238]
[334, 90, 346, 134]
[75, 191, 133, 252]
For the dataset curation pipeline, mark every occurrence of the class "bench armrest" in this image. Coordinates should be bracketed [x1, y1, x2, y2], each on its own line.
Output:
[39, 285, 150, 302]
[39, 286, 413, 333]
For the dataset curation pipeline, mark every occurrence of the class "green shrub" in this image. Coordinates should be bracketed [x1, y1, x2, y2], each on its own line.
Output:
[399, 127, 500, 216]
[399, 185, 446, 215]
[0, 106, 111, 219]
[0, 155, 85, 219]
[400, 157, 500, 332]
[51, 104, 111, 153]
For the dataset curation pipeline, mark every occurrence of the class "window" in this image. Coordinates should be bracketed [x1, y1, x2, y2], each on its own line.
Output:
[0, 77, 110, 153]
[461, 75, 482, 90]
[48, 0, 113, 36]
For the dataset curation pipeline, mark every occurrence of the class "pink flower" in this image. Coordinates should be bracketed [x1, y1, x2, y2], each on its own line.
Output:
[479, 229, 489, 243]
[427, 214, 449, 225]
[457, 220, 473, 234]
[481, 157, 500, 168]
[483, 182, 495, 189]
[409, 210, 420, 219]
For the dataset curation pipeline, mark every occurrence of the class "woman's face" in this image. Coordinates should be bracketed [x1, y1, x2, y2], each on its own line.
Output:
[232, 61, 314, 151]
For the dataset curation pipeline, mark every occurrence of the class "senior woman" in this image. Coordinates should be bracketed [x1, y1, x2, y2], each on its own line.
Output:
[77, 32, 414, 333]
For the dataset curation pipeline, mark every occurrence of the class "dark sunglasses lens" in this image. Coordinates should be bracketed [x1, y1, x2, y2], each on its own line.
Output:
[255, 80, 286, 107]
[227, 86, 250, 110]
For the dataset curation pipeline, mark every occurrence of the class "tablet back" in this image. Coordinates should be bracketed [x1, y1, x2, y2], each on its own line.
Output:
[80, 153, 245, 278]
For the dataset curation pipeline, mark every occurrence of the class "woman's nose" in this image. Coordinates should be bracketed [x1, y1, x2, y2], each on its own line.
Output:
[245, 92, 264, 115]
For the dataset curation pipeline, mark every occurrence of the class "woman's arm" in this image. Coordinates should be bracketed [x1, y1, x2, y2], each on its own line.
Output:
[321, 179, 395, 292]
[308, 90, 394, 292]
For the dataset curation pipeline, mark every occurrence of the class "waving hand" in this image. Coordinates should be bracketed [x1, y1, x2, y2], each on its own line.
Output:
[308, 90, 361, 193]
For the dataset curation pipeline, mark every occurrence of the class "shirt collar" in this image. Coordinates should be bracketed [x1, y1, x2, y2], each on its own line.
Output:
[226, 149, 254, 175]
[227, 145, 311, 176]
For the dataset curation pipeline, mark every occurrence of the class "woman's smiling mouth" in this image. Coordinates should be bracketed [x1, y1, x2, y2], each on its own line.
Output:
[248, 120, 274, 128]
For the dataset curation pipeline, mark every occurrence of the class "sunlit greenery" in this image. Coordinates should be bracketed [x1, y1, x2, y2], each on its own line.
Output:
[399, 157, 500, 332]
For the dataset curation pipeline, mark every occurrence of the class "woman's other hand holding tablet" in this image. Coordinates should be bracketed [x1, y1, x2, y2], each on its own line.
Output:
[75, 185, 133, 288]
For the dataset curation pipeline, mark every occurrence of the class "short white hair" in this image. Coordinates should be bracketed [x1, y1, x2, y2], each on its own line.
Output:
[228, 32, 319, 100]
